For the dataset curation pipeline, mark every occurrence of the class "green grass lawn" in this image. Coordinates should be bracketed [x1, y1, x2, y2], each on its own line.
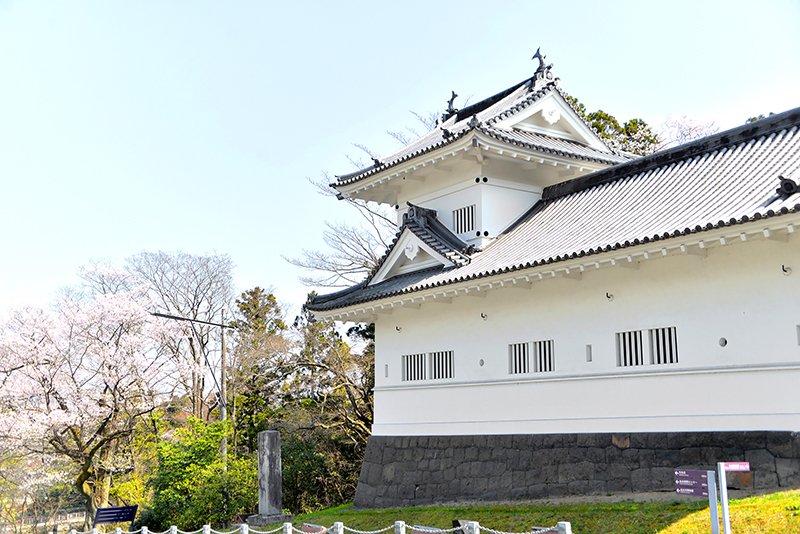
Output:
[285, 490, 800, 534]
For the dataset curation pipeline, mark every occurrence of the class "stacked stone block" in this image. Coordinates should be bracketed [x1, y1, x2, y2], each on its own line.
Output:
[354, 432, 800, 508]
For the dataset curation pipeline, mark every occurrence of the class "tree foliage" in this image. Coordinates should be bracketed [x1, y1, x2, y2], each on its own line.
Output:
[285, 110, 440, 288]
[285, 179, 397, 288]
[126, 251, 235, 420]
[229, 287, 290, 454]
[566, 95, 659, 156]
[1, 258, 376, 525]
[657, 115, 718, 149]
[290, 311, 374, 447]
[0, 268, 180, 528]
[144, 419, 256, 530]
[281, 431, 360, 514]
[746, 112, 775, 124]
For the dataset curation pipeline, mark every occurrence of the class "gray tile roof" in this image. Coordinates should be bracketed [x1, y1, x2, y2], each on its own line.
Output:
[334, 79, 625, 186]
[308, 108, 800, 312]
[366, 204, 471, 285]
[401, 206, 473, 267]
[480, 125, 629, 164]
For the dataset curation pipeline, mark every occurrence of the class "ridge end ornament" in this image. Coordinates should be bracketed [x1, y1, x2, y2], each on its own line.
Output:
[446, 91, 458, 114]
[532, 47, 546, 72]
[530, 47, 558, 89]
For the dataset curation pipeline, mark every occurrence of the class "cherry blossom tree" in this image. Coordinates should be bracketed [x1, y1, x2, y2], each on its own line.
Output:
[0, 269, 181, 528]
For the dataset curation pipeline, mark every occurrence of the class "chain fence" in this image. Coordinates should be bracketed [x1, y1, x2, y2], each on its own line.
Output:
[67, 519, 571, 534]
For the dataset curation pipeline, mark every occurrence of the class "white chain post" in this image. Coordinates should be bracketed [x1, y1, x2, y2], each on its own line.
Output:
[393, 522, 405, 534]
[115, 528, 122, 534]
[92, 528, 98, 534]
[240, 525, 248, 534]
[282, 523, 292, 534]
[170, 527, 177, 534]
[465, 521, 479, 534]
[203, 525, 211, 534]
[556, 523, 572, 534]
[332, 522, 344, 534]
[70, 530, 76, 534]
[142, 526, 149, 534]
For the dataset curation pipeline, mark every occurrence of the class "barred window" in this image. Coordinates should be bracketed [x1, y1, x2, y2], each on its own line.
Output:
[532, 339, 555, 373]
[430, 350, 455, 380]
[616, 327, 678, 367]
[509, 340, 554, 374]
[452, 205, 476, 234]
[401, 351, 455, 381]
[649, 326, 678, 364]
[402, 353, 426, 381]
[508, 342, 529, 374]
[616, 329, 644, 367]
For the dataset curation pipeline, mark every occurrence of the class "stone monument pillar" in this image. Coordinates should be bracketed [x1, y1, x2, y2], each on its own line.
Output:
[247, 430, 293, 526]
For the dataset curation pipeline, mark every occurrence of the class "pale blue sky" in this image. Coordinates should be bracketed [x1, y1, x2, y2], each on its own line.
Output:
[1, 1, 798, 318]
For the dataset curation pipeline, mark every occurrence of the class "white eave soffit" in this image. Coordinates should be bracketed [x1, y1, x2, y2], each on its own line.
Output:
[369, 229, 457, 286]
[337, 135, 477, 198]
[493, 92, 609, 152]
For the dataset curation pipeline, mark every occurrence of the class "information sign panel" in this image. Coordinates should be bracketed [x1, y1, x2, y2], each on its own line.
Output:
[675, 478, 705, 487]
[674, 469, 709, 483]
[675, 486, 709, 497]
[721, 462, 750, 472]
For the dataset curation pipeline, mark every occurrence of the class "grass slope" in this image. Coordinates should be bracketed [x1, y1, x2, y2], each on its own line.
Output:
[290, 490, 800, 534]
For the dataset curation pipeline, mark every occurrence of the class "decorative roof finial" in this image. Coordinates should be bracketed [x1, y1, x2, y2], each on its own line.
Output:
[446, 91, 458, 114]
[532, 47, 546, 72]
[467, 115, 480, 128]
[372, 157, 381, 167]
[529, 47, 557, 89]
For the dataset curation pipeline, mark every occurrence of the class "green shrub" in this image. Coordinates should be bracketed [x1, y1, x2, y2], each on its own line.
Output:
[143, 418, 257, 529]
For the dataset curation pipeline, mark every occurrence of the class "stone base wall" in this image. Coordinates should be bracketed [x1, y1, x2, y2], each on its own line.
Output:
[353, 432, 800, 508]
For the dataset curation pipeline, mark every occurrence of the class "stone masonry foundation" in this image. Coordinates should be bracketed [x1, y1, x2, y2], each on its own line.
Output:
[353, 432, 800, 508]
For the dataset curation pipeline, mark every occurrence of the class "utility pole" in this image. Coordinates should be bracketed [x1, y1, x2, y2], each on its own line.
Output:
[151, 311, 231, 465]
[220, 311, 228, 468]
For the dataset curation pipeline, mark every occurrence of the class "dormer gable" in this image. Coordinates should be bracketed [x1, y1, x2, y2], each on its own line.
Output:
[369, 204, 472, 285]
[490, 91, 610, 152]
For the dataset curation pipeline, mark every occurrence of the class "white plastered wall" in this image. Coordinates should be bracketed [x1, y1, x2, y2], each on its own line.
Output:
[372, 236, 800, 435]
[405, 178, 541, 246]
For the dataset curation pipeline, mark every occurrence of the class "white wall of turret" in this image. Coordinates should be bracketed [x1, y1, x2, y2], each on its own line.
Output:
[398, 175, 543, 247]
[370, 232, 800, 436]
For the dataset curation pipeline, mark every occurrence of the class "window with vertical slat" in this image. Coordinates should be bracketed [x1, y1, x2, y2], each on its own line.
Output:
[532, 339, 555, 373]
[616, 327, 678, 367]
[401, 351, 455, 381]
[401, 353, 426, 381]
[430, 350, 454, 380]
[508, 342, 529, 374]
[452, 205, 476, 234]
[650, 326, 678, 364]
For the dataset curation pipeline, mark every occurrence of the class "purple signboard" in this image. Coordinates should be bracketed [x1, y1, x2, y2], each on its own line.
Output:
[674, 469, 709, 482]
[674, 468, 710, 498]
[675, 478, 706, 487]
[676, 486, 710, 497]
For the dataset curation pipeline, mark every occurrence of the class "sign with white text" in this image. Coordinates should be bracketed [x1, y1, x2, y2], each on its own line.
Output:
[721, 461, 750, 472]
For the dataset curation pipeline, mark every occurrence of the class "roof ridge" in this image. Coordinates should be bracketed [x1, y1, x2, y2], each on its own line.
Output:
[543, 107, 800, 201]
[447, 77, 531, 123]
